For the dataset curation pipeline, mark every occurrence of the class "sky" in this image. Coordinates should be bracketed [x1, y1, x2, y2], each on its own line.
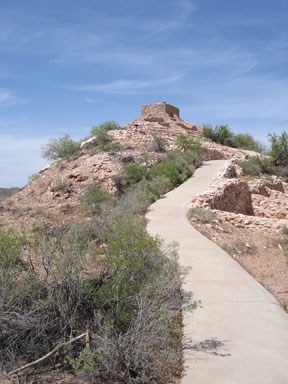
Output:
[0, 0, 287, 187]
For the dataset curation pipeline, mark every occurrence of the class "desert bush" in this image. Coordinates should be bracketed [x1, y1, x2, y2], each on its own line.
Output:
[268, 131, 288, 167]
[213, 125, 234, 146]
[0, 229, 22, 299]
[150, 150, 201, 187]
[89, 125, 123, 152]
[203, 124, 265, 152]
[203, 125, 234, 146]
[232, 133, 264, 153]
[147, 174, 172, 197]
[0, 211, 183, 384]
[121, 155, 135, 164]
[79, 183, 113, 214]
[188, 207, 217, 223]
[114, 163, 148, 193]
[236, 157, 264, 176]
[50, 177, 69, 192]
[176, 133, 201, 153]
[42, 135, 80, 161]
[90, 121, 121, 136]
[236, 156, 288, 178]
[121, 175, 172, 214]
[151, 134, 167, 152]
[202, 124, 216, 141]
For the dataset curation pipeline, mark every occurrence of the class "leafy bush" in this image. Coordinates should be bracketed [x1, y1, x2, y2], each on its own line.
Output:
[176, 133, 201, 153]
[151, 134, 167, 152]
[114, 163, 148, 192]
[89, 123, 123, 152]
[213, 125, 234, 146]
[232, 133, 264, 153]
[121, 175, 172, 214]
[203, 124, 234, 146]
[0, 229, 21, 296]
[150, 150, 201, 187]
[42, 134, 80, 161]
[236, 156, 288, 178]
[236, 157, 264, 176]
[0, 215, 182, 384]
[203, 124, 265, 152]
[90, 121, 121, 136]
[79, 183, 113, 214]
[268, 131, 288, 167]
[202, 124, 216, 141]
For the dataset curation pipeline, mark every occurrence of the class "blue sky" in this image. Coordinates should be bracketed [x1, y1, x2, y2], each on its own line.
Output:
[0, 0, 287, 187]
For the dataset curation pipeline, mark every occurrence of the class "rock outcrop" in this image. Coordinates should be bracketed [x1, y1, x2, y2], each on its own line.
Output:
[190, 162, 288, 232]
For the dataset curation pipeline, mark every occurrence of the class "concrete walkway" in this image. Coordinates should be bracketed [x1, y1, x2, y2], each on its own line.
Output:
[146, 160, 288, 384]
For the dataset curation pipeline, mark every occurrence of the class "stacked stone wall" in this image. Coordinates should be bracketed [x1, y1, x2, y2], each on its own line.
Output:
[141, 103, 180, 118]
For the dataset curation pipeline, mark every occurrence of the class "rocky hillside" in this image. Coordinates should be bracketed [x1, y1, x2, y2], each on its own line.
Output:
[2, 102, 287, 307]
[0, 102, 253, 230]
[1, 102, 287, 383]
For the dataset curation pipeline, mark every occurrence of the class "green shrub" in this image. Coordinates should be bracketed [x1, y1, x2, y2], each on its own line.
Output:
[268, 131, 288, 167]
[147, 174, 172, 197]
[0, 229, 21, 293]
[90, 121, 121, 136]
[202, 124, 216, 141]
[115, 163, 147, 191]
[236, 156, 287, 178]
[237, 157, 263, 176]
[203, 124, 234, 146]
[203, 124, 265, 152]
[151, 134, 167, 152]
[176, 133, 201, 153]
[0, 215, 182, 383]
[42, 134, 80, 161]
[213, 125, 234, 146]
[89, 123, 123, 152]
[232, 133, 264, 153]
[80, 183, 113, 214]
[150, 150, 201, 187]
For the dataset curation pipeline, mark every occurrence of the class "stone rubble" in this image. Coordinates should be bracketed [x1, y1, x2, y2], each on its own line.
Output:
[190, 162, 288, 232]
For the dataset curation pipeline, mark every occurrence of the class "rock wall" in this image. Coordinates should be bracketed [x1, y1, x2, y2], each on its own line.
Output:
[191, 178, 254, 216]
[190, 162, 288, 232]
[141, 103, 180, 118]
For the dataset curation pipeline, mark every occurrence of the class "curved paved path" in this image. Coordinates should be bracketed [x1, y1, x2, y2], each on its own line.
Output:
[146, 160, 288, 384]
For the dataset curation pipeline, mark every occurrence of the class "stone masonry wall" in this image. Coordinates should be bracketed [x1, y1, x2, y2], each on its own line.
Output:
[141, 103, 180, 118]
[191, 178, 254, 216]
[190, 162, 288, 231]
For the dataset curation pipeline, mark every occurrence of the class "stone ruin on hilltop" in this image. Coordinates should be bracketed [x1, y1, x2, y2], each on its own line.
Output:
[125, 102, 202, 138]
[141, 102, 180, 119]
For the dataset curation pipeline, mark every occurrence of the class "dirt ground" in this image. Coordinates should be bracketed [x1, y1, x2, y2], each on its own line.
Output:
[191, 218, 288, 311]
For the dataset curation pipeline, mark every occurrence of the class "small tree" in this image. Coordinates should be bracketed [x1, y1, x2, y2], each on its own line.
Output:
[202, 124, 216, 141]
[232, 133, 264, 153]
[90, 121, 121, 136]
[213, 125, 234, 146]
[176, 134, 200, 153]
[42, 134, 80, 161]
[268, 131, 288, 167]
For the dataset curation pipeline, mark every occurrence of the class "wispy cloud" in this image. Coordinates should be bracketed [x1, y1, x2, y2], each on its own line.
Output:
[66, 75, 181, 94]
[0, 89, 27, 107]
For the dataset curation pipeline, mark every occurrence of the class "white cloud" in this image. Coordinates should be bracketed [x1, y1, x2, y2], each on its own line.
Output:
[66, 75, 181, 93]
[0, 88, 27, 107]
